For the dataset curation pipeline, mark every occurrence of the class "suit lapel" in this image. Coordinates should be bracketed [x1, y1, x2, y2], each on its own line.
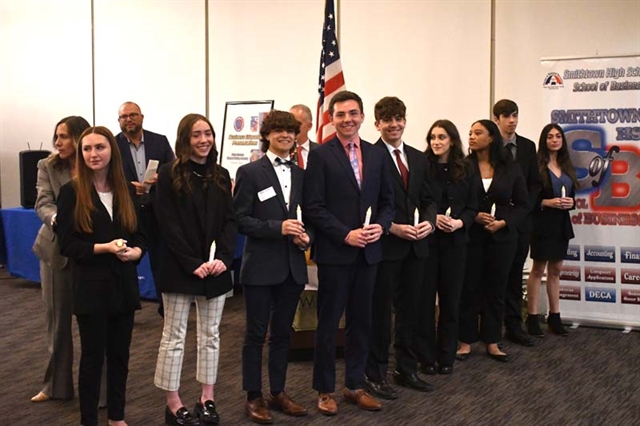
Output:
[260, 156, 288, 213]
[329, 138, 360, 192]
[403, 145, 420, 194]
[375, 139, 405, 193]
[289, 166, 303, 217]
[117, 135, 138, 182]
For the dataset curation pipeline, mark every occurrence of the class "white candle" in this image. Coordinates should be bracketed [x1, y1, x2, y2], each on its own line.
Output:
[414, 208, 419, 226]
[490, 203, 496, 217]
[445, 207, 451, 218]
[296, 205, 302, 222]
[561, 186, 566, 198]
[208, 240, 217, 263]
[364, 207, 372, 226]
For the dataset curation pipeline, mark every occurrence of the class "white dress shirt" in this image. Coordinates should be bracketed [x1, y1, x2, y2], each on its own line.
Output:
[265, 150, 292, 210]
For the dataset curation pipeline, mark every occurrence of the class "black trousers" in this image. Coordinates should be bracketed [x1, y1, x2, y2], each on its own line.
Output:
[416, 234, 466, 368]
[366, 251, 424, 379]
[459, 234, 516, 345]
[139, 206, 164, 302]
[504, 231, 531, 331]
[242, 276, 303, 394]
[76, 311, 135, 426]
[313, 256, 377, 392]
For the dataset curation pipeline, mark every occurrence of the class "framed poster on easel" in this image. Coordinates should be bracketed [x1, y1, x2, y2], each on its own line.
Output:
[219, 100, 274, 182]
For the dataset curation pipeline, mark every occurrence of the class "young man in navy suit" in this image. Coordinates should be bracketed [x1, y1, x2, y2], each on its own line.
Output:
[365, 97, 437, 398]
[289, 104, 319, 170]
[493, 99, 541, 347]
[115, 101, 175, 316]
[304, 91, 395, 416]
[234, 110, 310, 424]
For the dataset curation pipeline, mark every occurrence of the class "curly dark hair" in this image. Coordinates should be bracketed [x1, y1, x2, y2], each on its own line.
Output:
[425, 119, 467, 182]
[259, 110, 300, 153]
[537, 124, 579, 190]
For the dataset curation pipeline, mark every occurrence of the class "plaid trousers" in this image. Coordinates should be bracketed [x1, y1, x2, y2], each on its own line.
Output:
[154, 293, 226, 391]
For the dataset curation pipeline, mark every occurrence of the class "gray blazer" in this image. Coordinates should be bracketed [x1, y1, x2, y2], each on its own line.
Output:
[32, 158, 71, 269]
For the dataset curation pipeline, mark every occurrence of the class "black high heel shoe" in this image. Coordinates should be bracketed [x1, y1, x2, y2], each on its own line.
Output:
[486, 348, 509, 363]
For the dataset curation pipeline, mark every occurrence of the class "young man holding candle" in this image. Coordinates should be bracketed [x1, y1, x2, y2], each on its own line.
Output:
[365, 97, 436, 398]
[233, 110, 311, 424]
[304, 91, 395, 416]
[493, 99, 541, 347]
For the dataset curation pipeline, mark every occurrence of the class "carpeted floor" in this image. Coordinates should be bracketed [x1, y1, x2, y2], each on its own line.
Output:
[1, 269, 638, 425]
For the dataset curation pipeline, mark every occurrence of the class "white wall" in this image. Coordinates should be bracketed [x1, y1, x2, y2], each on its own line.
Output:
[494, 0, 640, 142]
[1, 0, 639, 207]
[0, 0, 93, 207]
[93, 0, 206, 141]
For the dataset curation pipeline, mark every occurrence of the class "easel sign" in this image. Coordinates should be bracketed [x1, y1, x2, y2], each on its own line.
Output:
[219, 100, 274, 182]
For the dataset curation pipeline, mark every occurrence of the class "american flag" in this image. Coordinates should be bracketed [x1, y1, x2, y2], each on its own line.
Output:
[316, 0, 346, 144]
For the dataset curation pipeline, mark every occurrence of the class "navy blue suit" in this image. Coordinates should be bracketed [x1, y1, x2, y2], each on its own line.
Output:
[304, 136, 394, 392]
[234, 155, 309, 394]
[366, 139, 437, 380]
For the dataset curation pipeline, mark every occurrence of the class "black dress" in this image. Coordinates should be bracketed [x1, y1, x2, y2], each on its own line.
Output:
[530, 170, 575, 261]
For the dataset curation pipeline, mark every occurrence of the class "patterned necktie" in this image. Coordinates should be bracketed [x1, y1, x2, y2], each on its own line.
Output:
[394, 149, 409, 189]
[348, 142, 361, 189]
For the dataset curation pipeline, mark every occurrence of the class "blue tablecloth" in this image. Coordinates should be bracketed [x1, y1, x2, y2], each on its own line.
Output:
[0, 207, 157, 299]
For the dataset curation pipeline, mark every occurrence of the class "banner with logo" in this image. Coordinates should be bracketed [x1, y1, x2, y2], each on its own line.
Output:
[541, 55, 640, 328]
[219, 100, 274, 182]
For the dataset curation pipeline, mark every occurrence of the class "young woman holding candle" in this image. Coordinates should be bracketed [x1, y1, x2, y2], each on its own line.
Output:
[525, 124, 577, 337]
[153, 114, 237, 426]
[55, 126, 145, 426]
[457, 120, 529, 363]
[416, 120, 478, 375]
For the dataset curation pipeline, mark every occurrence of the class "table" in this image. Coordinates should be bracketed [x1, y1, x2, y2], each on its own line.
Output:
[0, 207, 157, 299]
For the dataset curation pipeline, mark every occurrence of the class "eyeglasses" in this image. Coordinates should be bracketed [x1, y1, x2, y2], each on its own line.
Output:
[118, 112, 140, 121]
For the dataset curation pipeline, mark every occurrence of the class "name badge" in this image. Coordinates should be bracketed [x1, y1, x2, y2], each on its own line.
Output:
[258, 186, 277, 202]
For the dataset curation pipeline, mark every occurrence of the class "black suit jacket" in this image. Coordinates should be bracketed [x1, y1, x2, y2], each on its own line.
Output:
[154, 163, 237, 299]
[512, 134, 542, 234]
[234, 155, 309, 286]
[115, 130, 175, 183]
[56, 183, 145, 315]
[428, 160, 479, 246]
[303, 136, 395, 265]
[468, 157, 530, 244]
[532, 170, 575, 240]
[374, 139, 436, 261]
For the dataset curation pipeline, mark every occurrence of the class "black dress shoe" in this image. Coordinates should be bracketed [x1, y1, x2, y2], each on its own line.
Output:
[437, 365, 453, 375]
[419, 364, 437, 375]
[364, 375, 398, 400]
[194, 400, 219, 424]
[455, 352, 470, 361]
[392, 370, 435, 392]
[165, 406, 200, 426]
[486, 349, 509, 363]
[506, 327, 535, 347]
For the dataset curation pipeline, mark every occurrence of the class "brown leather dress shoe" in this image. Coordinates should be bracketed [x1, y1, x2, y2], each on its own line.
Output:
[343, 388, 382, 411]
[317, 393, 338, 416]
[266, 391, 308, 417]
[31, 391, 51, 403]
[244, 397, 273, 424]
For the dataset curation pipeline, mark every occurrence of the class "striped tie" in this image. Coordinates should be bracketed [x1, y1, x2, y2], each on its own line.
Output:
[348, 142, 361, 188]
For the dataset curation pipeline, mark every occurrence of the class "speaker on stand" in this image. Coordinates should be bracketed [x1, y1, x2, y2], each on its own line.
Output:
[19, 150, 51, 208]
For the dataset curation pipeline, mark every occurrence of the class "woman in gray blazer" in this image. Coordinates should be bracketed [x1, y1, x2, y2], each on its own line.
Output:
[31, 116, 90, 402]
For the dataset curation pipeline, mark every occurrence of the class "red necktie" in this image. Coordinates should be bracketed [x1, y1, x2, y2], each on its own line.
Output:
[394, 149, 408, 189]
[297, 147, 305, 169]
